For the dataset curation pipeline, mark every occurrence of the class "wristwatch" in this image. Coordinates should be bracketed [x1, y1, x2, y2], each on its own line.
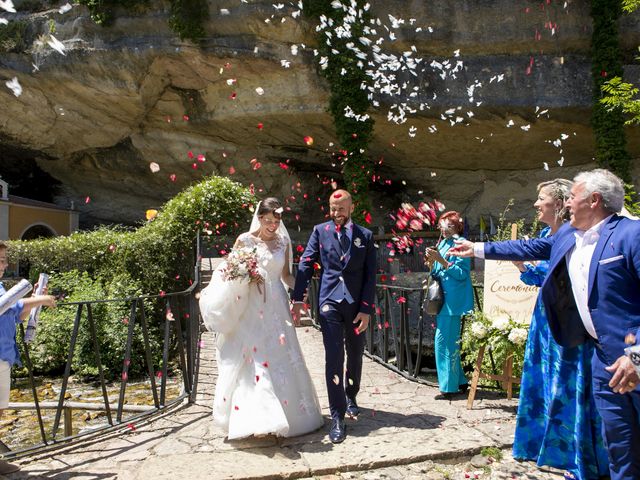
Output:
[625, 345, 640, 377]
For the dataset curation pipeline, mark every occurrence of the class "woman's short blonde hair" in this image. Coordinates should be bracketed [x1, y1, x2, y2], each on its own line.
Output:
[537, 178, 573, 222]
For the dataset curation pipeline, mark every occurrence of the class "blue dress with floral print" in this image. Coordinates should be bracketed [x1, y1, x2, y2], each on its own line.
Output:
[512, 227, 608, 480]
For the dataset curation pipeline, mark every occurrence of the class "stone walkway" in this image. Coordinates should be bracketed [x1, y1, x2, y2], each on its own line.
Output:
[8, 328, 565, 480]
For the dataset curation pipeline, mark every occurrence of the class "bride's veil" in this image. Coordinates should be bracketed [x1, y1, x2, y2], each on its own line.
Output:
[249, 200, 294, 274]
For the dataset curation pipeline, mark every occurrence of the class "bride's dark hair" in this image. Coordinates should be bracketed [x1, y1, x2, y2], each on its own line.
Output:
[257, 197, 283, 218]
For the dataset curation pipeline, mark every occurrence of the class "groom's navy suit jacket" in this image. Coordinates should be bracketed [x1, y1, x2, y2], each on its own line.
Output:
[483, 215, 640, 366]
[293, 221, 376, 315]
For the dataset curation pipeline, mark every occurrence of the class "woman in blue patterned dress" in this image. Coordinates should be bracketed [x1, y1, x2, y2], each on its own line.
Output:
[512, 179, 608, 480]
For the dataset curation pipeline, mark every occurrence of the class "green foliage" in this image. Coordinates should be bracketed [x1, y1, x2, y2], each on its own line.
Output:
[461, 310, 528, 388]
[590, 0, 632, 182]
[481, 446, 503, 460]
[625, 183, 640, 216]
[23, 271, 161, 377]
[622, 0, 640, 12]
[0, 20, 29, 53]
[491, 199, 540, 242]
[601, 67, 640, 126]
[11, 176, 252, 377]
[9, 176, 254, 294]
[304, 0, 375, 224]
[75, 0, 206, 42]
[168, 0, 208, 42]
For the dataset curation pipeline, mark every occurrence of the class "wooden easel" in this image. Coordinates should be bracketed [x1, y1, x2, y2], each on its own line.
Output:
[466, 223, 522, 409]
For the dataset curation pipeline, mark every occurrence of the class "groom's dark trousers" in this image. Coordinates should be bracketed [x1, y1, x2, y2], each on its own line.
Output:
[293, 220, 376, 422]
[319, 300, 366, 420]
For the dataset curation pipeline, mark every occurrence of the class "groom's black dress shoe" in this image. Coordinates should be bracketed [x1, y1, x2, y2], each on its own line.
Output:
[346, 398, 360, 418]
[329, 418, 347, 443]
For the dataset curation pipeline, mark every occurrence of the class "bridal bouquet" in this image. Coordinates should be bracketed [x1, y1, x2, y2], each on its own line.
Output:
[220, 247, 262, 283]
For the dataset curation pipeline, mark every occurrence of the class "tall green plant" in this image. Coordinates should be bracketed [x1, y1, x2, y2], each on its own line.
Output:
[304, 0, 375, 224]
[590, 0, 632, 182]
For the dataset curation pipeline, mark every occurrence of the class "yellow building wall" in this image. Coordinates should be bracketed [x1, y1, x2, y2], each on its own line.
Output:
[8, 204, 72, 239]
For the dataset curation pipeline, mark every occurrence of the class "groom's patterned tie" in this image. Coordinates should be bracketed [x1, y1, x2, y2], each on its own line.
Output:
[339, 231, 350, 262]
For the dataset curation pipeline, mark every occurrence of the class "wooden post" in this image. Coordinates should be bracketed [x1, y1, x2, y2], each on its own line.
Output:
[466, 345, 486, 409]
[466, 223, 522, 408]
[64, 407, 73, 437]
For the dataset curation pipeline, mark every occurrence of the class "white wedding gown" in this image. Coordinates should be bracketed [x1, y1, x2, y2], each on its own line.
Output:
[199, 232, 324, 439]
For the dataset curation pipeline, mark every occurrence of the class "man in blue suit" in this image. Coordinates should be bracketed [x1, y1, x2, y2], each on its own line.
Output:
[450, 169, 640, 480]
[292, 190, 376, 443]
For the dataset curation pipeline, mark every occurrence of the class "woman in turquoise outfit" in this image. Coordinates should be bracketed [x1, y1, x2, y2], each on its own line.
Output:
[425, 211, 474, 398]
[511, 179, 608, 480]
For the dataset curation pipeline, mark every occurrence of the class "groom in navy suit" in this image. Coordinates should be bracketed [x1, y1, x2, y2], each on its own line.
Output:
[450, 169, 640, 480]
[292, 189, 376, 443]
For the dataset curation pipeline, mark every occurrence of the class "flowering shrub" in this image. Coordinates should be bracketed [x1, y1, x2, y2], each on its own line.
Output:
[461, 310, 529, 388]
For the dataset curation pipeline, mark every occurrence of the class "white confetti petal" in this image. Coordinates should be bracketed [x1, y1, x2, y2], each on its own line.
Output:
[255, 87, 264, 95]
[149, 162, 160, 173]
[59, 2, 72, 14]
[47, 34, 66, 55]
[5, 76, 21, 97]
[0, 0, 15, 13]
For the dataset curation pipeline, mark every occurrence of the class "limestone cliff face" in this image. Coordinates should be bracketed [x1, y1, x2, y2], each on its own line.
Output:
[0, 0, 639, 230]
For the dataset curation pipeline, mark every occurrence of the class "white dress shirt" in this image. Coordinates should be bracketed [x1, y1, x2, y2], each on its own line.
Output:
[566, 215, 613, 339]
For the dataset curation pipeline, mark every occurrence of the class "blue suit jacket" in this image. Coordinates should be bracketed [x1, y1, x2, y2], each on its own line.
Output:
[483, 215, 640, 365]
[292, 221, 377, 315]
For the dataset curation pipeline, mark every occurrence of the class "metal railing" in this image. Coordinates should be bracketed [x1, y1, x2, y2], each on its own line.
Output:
[3, 235, 203, 459]
[306, 278, 484, 386]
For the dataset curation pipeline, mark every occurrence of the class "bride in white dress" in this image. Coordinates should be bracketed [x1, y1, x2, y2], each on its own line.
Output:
[199, 197, 324, 439]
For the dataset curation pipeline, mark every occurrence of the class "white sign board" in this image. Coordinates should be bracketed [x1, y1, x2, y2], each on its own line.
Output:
[483, 260, 539, 324]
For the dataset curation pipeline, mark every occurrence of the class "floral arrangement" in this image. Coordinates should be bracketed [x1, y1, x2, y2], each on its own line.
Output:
[462, 310, 530, 386]
[220, 247, 262, 283]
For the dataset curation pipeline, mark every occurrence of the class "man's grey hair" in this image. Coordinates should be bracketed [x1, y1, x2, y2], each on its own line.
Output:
[574, 169, 624, 214]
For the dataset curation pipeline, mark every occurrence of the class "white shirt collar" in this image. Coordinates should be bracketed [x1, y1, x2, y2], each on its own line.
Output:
[574, 214, 613, 246]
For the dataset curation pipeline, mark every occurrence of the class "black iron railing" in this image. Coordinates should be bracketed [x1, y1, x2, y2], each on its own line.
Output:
[306, 278, 483, 386]
[3, 235, 203, 458]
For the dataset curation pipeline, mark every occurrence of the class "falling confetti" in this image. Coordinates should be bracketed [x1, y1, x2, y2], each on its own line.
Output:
[146, 209, 158, 220]
[149, 162, 160, 173]
[47, 35, 66, 55]
[5, 77, 21, 97]
[303, 136, 314, 146]
[0, 0, 16, 13]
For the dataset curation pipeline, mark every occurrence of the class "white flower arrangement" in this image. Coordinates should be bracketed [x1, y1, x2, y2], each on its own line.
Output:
[461, 310, 531, 392]
[470, 322, 487, 339]
[491, 317, 510, 332]
[507, 327, 529, 346]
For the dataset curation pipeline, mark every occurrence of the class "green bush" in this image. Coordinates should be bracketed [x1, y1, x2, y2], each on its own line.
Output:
[168, 0, 208, 42]
[22, 271, 162, 378]
[0, 20, 29, 53]
[12, 176, 254, 377]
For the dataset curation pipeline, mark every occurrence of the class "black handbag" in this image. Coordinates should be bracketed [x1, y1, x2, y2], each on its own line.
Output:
[422, 274, 444, 316]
